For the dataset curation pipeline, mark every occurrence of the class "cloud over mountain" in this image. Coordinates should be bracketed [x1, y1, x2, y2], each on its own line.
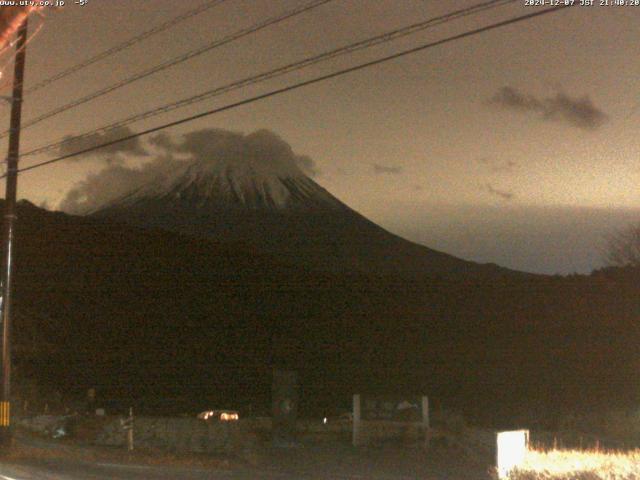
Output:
[159, 128, 319, 177]
[60, 128, 319, 214]
[58, 126, 148, 160]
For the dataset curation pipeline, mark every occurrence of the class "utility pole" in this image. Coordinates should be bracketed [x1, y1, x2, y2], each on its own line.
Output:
[0, 15, 28, 446]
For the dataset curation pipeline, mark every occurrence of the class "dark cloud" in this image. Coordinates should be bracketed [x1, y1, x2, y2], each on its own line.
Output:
[543, 93, 608, 130]
[490, 86, 608, 130]
[152, 128, 319, 177]
[373, 163, 403, 175]
[296, 155, 320, 177]
[149, 132, 178, 152]
[484, 183, 515, 201]
[60, 128, 319, 214]
[490, 87, 543, 111]
[60, 158, 176, 214]
[58, 126, 148, 160]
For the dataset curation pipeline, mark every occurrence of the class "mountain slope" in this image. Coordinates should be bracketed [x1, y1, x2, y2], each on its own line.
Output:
[88, 131, 522, 279]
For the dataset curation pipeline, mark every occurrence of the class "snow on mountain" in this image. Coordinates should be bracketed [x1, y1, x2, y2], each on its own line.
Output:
[114, 155, 345, 213]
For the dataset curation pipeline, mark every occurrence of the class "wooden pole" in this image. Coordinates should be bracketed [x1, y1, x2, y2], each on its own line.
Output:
[0, 14, 28, 447]
[127, 407, 134, 451]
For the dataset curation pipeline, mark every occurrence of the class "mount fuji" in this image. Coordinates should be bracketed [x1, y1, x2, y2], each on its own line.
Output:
[86, 129, 519, 278]
[11, 129, 639, 418]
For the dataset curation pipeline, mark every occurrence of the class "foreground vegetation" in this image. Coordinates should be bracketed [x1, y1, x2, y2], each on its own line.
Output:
[508, 448, 640, 479]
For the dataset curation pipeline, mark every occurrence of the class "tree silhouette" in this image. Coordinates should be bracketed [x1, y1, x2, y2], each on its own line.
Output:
[603, 224, 640, 267]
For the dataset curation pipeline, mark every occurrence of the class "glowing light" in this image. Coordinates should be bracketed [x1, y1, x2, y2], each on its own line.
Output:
[197, 410, 214, 420]
[496, 430, 529, 479]
[220, 412, 239, 421]
[323, 417, 327, 424]
[199, 410, 239, 421]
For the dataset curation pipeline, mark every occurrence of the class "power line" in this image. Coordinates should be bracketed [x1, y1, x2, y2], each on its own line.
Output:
[6, 5, 572, 178]
[21, 0, 515, 160]
[0, 0, 333, 140]
[8, 0, 229, 98]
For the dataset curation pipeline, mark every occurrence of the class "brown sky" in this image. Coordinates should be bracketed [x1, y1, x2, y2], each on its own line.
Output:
[1, 0, 639, 274]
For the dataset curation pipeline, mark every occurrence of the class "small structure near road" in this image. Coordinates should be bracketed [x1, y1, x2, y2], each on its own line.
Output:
[352, 394, 429, 446]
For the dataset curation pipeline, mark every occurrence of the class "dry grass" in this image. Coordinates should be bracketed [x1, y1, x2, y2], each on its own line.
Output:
[508, 447, 640, 479]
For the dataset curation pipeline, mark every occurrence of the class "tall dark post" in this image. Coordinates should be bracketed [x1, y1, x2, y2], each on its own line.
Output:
[0, 16, 28, 446]
[272, 369, 298, 447]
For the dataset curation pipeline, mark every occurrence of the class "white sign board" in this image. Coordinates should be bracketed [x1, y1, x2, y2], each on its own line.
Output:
[496, 429, 529, 479]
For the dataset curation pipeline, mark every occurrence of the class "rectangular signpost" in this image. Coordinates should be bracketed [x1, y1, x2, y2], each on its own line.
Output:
[496, 429, 529, 479]
[353, 394, 429, 447]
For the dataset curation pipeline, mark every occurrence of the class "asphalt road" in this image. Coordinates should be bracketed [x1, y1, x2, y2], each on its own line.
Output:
[0, 458, 288, 480]
[0, 454, 492, 480]
[2, 432, 492, 479]
[0, 458, 434, 480]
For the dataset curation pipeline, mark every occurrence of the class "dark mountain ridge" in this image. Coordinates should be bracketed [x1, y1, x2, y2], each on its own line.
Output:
[7, 200, 640, 424]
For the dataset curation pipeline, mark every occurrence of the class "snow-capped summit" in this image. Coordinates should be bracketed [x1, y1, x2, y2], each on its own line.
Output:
[94, 129, 345, 214]
[140, 157, 344, 212]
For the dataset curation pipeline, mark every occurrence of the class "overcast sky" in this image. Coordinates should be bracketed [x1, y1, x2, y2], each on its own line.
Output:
[0, 0, 639, 275]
